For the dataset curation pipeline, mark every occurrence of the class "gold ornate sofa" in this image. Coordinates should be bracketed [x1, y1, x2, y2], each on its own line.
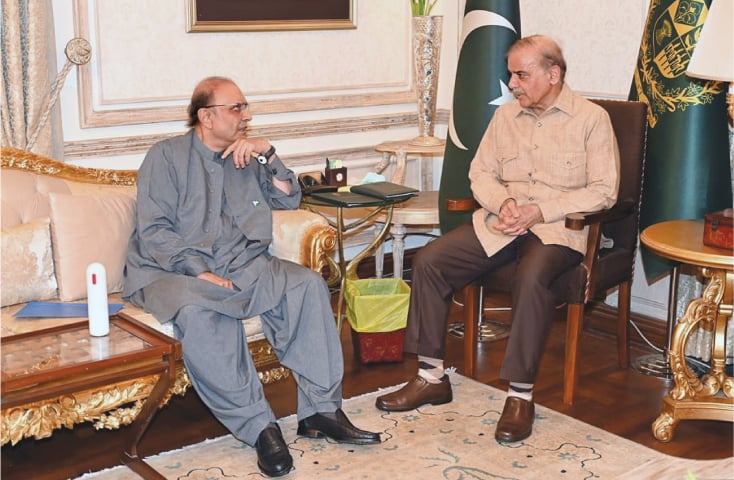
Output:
[0, 146, 336, 445]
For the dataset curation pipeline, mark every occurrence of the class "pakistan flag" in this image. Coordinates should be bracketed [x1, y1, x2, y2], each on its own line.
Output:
[439, 0, 521, 233]
[629, 0, 732, 281]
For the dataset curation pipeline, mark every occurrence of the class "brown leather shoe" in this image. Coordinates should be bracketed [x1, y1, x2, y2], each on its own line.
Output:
[375, 374, 452, 412]
[495, 396, 535, 443]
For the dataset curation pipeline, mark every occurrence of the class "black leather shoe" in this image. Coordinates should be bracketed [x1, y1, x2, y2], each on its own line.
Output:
[375, 374, 452, 412]
[495, 396, 535, 443]
[297, 408, 381, 445]
[255, 424, 293, 477]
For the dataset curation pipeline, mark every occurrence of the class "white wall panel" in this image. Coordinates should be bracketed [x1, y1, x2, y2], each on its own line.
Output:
[92, 0, 409, 103]
[519, 0, 647, 97]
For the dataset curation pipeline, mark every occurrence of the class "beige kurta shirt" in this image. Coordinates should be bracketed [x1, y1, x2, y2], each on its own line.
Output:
[469, 83, 620, 257]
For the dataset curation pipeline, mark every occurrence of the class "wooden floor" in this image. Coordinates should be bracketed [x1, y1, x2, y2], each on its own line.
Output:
[3, 266, 733, 479]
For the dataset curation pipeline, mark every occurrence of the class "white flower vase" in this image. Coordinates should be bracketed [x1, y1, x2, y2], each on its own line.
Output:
[411, 15, 443, 146]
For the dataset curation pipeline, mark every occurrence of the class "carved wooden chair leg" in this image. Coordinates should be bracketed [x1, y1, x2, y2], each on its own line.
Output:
[564, 303, 585, 405]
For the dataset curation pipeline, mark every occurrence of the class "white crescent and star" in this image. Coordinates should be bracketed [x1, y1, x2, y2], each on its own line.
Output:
[448, 10, 517, 151]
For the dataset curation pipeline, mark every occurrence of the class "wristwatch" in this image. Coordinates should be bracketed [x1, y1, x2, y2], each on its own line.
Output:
[254, 145, 276, 165]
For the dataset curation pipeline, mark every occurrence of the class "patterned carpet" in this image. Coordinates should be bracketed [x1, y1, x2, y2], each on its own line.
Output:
[75, 374, 728, 480]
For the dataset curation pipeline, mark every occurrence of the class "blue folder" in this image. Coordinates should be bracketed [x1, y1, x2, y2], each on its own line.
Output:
[14, 301, 125, 318]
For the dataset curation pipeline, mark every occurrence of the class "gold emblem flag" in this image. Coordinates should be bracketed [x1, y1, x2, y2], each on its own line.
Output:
[632, 0, 724, 127]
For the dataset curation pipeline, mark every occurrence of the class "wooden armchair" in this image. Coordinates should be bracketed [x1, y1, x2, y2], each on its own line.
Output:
[452, 99, 648, 405]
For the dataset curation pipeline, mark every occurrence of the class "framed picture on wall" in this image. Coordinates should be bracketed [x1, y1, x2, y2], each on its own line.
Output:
[186, 0, 356, 32]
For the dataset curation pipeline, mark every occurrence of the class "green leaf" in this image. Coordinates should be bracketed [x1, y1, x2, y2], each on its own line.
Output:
[411, 0, 438, 16]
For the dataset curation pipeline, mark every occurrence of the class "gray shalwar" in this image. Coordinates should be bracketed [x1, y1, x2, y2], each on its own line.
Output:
[123, 131, 343, 445]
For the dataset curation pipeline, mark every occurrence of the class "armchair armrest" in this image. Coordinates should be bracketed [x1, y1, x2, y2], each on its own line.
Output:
[564, 198, 636, 302]
[446, 197, 479, 212]
[447, 197, 635, 233]
[564, 199, 636, 231]
[271, 210, 336, 274]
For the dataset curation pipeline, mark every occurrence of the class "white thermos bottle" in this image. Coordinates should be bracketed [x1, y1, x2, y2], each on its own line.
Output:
[86, 262, 110, 336]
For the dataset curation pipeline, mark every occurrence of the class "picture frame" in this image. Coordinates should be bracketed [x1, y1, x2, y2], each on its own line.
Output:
[186, 0, 356, 32]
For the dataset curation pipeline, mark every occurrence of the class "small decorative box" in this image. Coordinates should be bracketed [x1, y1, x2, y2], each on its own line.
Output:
[325, 166, 347, 186]
[703, 209, 733, 250]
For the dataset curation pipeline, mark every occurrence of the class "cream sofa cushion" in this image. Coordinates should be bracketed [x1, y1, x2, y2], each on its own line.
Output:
[1, 169, 71, 228]
[49, 193, 136, 301]
[1, 217, 58, 306]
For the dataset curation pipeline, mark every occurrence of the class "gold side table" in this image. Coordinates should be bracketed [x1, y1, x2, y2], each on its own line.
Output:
[641, 219, 734, 442]
[301, 195, 410, 331]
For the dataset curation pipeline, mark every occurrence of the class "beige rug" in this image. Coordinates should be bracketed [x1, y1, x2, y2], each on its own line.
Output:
[76, 374, 732, 480]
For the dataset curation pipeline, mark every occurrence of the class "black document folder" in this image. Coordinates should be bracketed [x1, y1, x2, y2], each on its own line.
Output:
[350, 181, 418, 200]
[311, 190, 385, 207]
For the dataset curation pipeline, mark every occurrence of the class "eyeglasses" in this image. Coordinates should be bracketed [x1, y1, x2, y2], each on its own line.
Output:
[203, 102, 249, 113]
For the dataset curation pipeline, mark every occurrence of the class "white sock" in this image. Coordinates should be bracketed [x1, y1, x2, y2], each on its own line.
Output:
[508, 382, 533, 401]
[417, 356, 444, 384]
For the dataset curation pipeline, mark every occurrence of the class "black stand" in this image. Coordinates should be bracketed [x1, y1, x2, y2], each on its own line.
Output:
[448, 286, 510, 343]
[632, 266, 679, 380]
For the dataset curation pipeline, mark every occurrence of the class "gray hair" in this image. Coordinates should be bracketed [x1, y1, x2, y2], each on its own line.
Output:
[508, 35, 567, 82]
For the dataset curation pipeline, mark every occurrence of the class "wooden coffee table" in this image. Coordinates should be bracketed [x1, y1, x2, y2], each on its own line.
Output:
[1, 312, 182, 479]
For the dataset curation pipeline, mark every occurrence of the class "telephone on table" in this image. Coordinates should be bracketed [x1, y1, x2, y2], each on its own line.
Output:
[298, 158, 347, 195]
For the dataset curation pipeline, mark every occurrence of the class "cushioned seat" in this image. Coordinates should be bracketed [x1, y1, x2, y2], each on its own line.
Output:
[0, 146, 336, 444]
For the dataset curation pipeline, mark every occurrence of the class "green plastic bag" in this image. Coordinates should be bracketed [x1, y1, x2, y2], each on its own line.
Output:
[345, 278, 410, 333]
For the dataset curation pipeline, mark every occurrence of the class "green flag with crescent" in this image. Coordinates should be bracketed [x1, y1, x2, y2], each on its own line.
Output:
[629, 0, 732, 281]
[438, 0, 521, 233]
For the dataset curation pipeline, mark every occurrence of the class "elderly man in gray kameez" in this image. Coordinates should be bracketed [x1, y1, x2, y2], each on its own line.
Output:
[123, 76, 380, 478]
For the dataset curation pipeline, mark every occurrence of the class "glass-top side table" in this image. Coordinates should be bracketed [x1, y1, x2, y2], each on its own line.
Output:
[1, 313, 182, 479]
[3, 321, 153, 382]
[302, 194, 411, 331]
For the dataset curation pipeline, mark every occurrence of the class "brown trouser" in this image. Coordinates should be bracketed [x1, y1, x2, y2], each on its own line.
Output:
[404, 223, 582, 383]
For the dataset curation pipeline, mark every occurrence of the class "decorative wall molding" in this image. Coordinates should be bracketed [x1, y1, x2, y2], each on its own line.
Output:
[64, 110, 451, 160]
[71, 0, 416, 129]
